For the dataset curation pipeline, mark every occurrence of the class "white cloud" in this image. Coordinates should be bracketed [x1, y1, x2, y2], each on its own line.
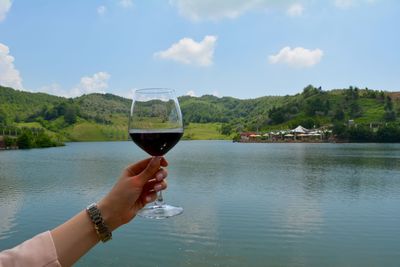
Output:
[170, 0, 292, 21]
[186, 90, 197, 97]
[0, 0, 12, 22]
[0, 43, 23, 89]
[97, 5, 107, 15]
[154, 35, 217, 67]
[269, 46, 323, 68]
[119, 0, 133, 8]
[287, 3, 304, 17]
[40, 72, 110, 98]
[71, 72, 110, 97]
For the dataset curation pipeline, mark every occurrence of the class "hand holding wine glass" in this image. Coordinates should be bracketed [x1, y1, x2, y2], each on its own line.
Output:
[129, 88, 184, 219]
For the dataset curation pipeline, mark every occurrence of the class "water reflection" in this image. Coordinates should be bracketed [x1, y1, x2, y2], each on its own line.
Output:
[1, 142, 400, 267]
[0, 159, 24, 240]
[0, 193, 23, 240]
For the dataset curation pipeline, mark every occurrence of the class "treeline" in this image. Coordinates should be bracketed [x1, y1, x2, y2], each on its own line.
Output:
[2, 85, 400, 143]
[0, 86, 130, 129]
[333, 123, 400, 142]
[267, 85, 397, 127]
[2, 129, 63, 149]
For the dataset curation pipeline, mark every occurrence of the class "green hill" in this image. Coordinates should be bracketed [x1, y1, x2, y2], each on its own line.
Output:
[1, 85, 399, 142]
[181, 86, 400, 135]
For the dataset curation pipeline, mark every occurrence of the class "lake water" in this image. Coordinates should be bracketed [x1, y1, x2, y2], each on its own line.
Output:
[1, 141, 400, 267]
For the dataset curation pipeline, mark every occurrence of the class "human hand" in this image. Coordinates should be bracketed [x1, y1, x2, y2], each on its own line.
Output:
[98, 157, 168, 231]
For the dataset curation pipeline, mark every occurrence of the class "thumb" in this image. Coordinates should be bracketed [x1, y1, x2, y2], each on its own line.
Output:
[137, 156, 162, 185]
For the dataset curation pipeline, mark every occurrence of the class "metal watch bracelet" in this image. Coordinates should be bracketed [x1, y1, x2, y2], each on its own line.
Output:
[86, 203, 112, 243]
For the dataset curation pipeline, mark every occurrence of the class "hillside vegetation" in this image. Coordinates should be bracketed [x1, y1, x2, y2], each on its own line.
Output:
[182, 85, 400, 136]
[1, 85, 400, 142]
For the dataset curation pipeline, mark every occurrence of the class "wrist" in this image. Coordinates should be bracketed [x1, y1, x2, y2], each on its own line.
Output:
[97, 199, 120, 232]
[86, 203, 112, 242]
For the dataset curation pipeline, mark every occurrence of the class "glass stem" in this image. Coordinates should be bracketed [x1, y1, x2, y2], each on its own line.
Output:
[155, 191, 164, 206]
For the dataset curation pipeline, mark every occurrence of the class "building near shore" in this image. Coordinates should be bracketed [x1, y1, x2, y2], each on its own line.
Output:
[239, 125, 331, 143]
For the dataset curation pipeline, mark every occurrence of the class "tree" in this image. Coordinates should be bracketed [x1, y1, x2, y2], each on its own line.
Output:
[384, 111, 396, 122]
[332, 123, 349, 140]
[302, 85, 320, 98]
[348, 125, 374, 142]
[35, 131, 55, 147]
[333, 109, 345, 121]
[64, 105, 77, 124]
[220, 123, 232, 135]
[268, 106, 286, 124]
[384, 96, 396, 121]
[305, 97, 324, 116]
[0, 108, 9, 125]
[349, 102, 361, 118]
[4, 136, 16, 147]
[376, 125, 400, 142]
[56, 103, 67, 116]
[324, 100, 331, 115]
[17, 131, 34, 149]
[384, 96, 393, 111]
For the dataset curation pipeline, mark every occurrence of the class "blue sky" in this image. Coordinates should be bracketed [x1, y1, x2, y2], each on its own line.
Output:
[0, 0, 399, 99]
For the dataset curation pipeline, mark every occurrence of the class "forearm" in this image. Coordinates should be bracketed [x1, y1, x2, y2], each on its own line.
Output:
[50, 210, 99, 267]
[48, 157, 166, 266]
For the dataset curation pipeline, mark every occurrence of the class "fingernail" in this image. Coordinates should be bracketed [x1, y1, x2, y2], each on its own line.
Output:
[154, 184, 162, 191]
[155, 156, 162, 162]
[156, 172, 164, 181]
[146, 196, 152, 202]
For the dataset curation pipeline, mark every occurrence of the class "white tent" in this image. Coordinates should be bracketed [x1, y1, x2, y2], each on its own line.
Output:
[291, 125, 309, 134]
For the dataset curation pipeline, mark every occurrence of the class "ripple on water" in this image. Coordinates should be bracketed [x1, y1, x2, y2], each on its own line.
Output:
[1, 142, 400, 267]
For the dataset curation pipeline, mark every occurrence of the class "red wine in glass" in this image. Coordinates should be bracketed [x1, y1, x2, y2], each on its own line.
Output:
[129, 129, 183, 156]
[128, 88, 184, 219]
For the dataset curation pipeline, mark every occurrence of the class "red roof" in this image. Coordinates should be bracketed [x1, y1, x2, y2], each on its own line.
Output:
[240, 132, 257, 137]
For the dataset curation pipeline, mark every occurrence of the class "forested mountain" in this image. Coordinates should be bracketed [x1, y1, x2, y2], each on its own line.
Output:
[1, 85, 399, 141]
[182, 85, 400, 135]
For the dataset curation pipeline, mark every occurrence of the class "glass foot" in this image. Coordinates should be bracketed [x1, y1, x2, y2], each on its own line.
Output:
[138, 204, 183, 219]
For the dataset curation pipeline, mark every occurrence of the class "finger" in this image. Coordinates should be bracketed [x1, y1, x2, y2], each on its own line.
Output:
[124, 157, 167, 177]
[160, 157, 168, 167]
[142, 180, 168, 193]
[144, 192, 157, 204]
[153, 181, 167, 192]
[155, 168, 168, 182]
[137, 157, 162, 185]
[123, 157, 152, 177]
[138, 181, 167, 207]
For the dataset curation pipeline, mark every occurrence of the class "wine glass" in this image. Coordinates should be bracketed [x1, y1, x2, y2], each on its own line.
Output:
[129, 88, 184, 219]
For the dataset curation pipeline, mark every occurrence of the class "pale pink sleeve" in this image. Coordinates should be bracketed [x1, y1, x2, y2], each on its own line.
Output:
[0, 231, 61, 267]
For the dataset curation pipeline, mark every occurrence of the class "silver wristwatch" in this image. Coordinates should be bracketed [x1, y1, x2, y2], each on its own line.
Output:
[86, 203, 112, 243]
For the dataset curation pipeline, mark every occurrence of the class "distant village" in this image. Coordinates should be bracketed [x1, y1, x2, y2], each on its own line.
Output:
[238, 125, 333, 143]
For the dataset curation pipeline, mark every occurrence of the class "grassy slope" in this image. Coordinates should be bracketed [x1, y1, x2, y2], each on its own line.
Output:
[15, 122, 62, 139]
[183, 123, 233, 140]
[65, 122, 128, 141]
[355, 98, 385, 123]
[63, 122, 228, 141]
